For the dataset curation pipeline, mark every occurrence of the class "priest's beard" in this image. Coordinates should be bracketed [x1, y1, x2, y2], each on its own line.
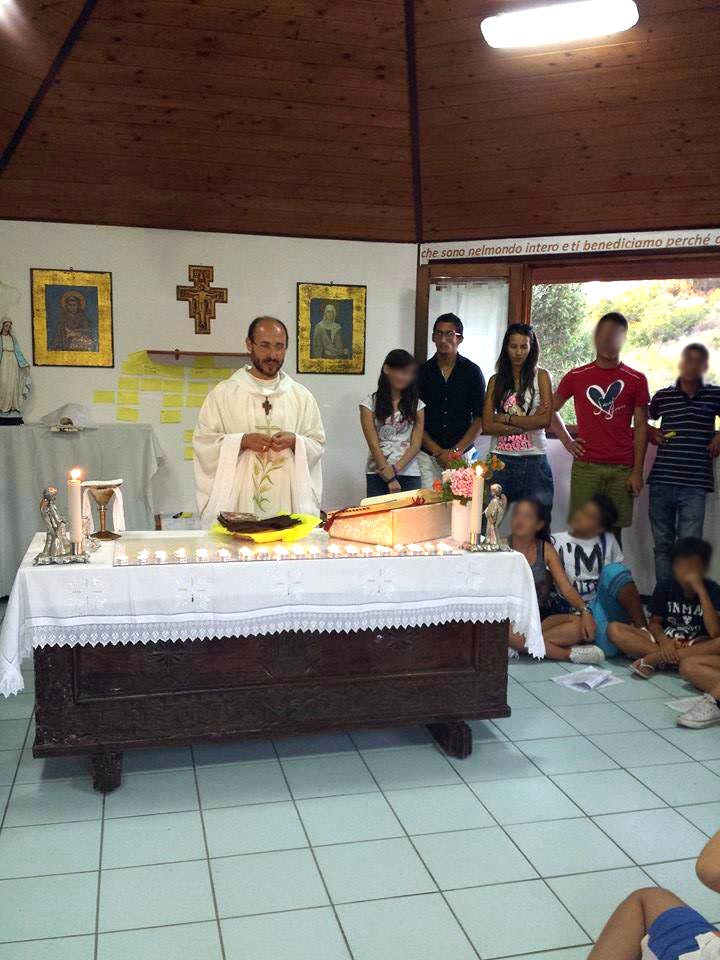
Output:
[249, 347, 284, 380]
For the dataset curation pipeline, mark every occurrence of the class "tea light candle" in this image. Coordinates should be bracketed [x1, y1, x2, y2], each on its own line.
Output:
[255, 546, 269, 560]
[217, 547, 232, 561]
[195, 547, 210, 562]
[344, 544, 359, 557]
[422, 542, 437, 554]
[154, 550, 168, 563]
[291, 545, 307, 559]
[407, 543, 422, 554]
[239, 546, 254, 561]
[393, 544, 407, 555]
[67, 467, 83, 545]
[307, 544, 322, 559]
[273, 546, 289, 560]
[361, 546, 374, 557]
[115, 550, 128, 566]
[327, 543, 343, 557]
[173, 547, 187, 562]
[375, 545, 391, 556]
[438, 541, 453, 554]
[137, 549, 150, 564]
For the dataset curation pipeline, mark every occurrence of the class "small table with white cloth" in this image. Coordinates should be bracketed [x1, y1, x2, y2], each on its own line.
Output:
[0, 531, 544, 791]
[0, 423, 164, 597]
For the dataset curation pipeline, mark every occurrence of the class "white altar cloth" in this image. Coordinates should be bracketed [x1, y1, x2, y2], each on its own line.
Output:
[0, 531, 545, 696]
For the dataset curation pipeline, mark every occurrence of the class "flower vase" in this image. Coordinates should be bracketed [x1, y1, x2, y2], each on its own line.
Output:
[451, 500, 472, 544]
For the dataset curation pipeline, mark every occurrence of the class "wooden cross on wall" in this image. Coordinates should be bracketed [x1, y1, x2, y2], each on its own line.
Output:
[176, 265, 228, 335]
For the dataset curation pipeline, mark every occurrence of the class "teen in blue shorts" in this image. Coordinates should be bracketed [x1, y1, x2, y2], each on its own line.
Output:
[590, 829, 720, 959]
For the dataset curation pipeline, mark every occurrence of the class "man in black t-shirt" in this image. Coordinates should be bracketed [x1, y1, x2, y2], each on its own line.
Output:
[417, 313, 486, 488]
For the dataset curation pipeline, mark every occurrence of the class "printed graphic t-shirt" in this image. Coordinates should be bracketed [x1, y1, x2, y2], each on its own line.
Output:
[557, 362, 650, 466]
[552, 531, 624, 601]
[360, 394, 425, 476]
[650, 578, 720, 641]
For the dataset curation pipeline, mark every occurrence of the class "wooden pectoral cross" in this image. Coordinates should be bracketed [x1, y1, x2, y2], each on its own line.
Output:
[262, 398, 272, 416]
[176, 265, 228, 335]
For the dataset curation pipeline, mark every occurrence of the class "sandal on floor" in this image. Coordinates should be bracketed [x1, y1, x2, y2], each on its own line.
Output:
[631, 658, 655, 679]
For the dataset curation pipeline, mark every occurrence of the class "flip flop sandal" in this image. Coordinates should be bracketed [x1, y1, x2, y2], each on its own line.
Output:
[631, 658, 655, 679]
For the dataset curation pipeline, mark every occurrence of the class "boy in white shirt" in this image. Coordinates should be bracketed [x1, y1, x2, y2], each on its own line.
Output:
[589, 828, 720, 959]
[543, 493, 646, 660]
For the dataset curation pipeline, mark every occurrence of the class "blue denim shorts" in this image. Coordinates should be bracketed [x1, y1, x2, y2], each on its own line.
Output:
[643, 905, 718, 960]
[491, 454, 555, 509]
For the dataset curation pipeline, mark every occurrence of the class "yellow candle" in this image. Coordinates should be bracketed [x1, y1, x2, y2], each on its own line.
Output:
[67, 467, 83, 544]
[470, 464, 487, 537]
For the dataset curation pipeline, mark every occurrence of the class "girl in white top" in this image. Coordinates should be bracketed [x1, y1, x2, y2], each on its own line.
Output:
[359, 349, 425, 499]
[482, 323, 555, 509]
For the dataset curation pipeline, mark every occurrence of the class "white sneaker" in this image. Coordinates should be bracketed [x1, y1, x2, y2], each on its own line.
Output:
[569, 644, 606, 665]
[677, 693, 720, 729]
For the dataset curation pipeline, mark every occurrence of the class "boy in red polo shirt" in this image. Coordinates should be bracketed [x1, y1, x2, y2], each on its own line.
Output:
[554, 312, 649, 540]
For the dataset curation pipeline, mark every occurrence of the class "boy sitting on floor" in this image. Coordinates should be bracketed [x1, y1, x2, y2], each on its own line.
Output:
[607, 537, 720, 685]
[589, 827, 720, 959]
[542, 493, 647, 661]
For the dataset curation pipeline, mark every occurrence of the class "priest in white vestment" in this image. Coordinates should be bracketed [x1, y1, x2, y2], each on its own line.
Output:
[193, 317, 325, 525]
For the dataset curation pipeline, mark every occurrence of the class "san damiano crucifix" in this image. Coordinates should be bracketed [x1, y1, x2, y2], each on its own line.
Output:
[176, 265, 228, 335]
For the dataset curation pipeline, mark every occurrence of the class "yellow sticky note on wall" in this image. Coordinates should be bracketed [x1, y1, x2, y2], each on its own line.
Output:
[183, 429, 193, 442]
[189, 368, 212, 379]
[160, 409, 182, 424]
[121, 351, 159, 375]
[162, 378, 185, 392]
[186, 394, 205, 407]
[184, 446, 195, 460]
[162, 394, 183, 407]
[117, 391, 139, 405]
[117, 407, 139, 422]
[118, 376, 139, 391]
[208, 367, 232, 380]
[140, 378, 162, 391]
[156, 364, 184, 379]
[187, 381, 210, 396]
[93, 390, 115, 404]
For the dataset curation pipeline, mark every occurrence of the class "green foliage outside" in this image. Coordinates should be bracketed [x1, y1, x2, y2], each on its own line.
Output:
[531, 278, 720, 422]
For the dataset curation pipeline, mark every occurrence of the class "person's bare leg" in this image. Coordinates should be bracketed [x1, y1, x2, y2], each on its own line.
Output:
[509, 628, 526, 653]
[607, 621, 657, 659]
[588, 887, 686, 960]
[680, 655, 720, 699]
[542, 615, 582, 661]
[617, 581, 647, 628]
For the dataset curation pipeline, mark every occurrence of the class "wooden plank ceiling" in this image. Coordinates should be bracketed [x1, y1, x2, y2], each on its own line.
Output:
[0, 0, 415, 241]
[1, 0, 720, 243]
[415, 0, 720, 240]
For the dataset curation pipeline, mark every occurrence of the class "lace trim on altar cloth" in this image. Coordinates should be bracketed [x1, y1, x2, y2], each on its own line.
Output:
[1, 600, 544, 696]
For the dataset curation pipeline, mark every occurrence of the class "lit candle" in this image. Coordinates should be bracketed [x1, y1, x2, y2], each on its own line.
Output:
[438, 541, 453, 555]
[344, 544, 359, 557]
[173, 547, 187, 562]
[154, 550, 167, 563]
[273, 546, 289, 560]
[470, 464, 487, 539]
[217, 547, 232, 562]
[393, 544, 407, 555]
[255, 546, 269, 560]
[115, 550, 128, 565]
[291, 545, 307, 559]
[308, 544, 322, 559]
[195, 547, 210, 562]
[361, 545, 374, 557]
[407, 543, 422, 555]
[239, 546, 254, 561]
[327, 543, 343, 557]
[137, 549, 150, 564]
[67, 467, 83, 544]
[422, 542, 437, 554]
[375, 545, 391, 556]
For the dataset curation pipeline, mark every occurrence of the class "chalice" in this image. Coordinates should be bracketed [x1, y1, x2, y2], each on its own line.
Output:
[86, 481, 123, 540]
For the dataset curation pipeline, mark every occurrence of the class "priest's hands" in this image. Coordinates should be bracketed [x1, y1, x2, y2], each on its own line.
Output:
[271, 432, 296, 452]
[241, 433, 273, 453]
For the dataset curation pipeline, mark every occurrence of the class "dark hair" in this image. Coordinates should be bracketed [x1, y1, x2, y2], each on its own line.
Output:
[493, 323, 539, 414]
[247, 316, 289, 345]
[433, 313, 463, 336]
[513, 498, 552, 542]
[671, 537, 713, 568]
[683, 342, 710, 363]
[596, 311, 628, 331]
[588, 493, 618, 532]
[373, 349, 419, 424]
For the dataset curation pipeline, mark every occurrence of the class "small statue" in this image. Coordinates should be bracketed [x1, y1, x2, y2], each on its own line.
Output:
[35, 486, 72, 565]
[483, 483, 507, 551]
[0, 317, 31, 424]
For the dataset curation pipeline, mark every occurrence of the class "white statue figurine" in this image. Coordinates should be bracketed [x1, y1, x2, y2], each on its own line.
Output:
[484, 483, 508, 550]
[0, 318, 31, 423]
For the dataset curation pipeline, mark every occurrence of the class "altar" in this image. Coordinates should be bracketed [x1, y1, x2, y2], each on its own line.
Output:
[0, 531, 544, 791]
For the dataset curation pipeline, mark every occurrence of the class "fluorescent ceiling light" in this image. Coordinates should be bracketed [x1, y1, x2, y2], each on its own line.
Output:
[481, 0, 639, 49]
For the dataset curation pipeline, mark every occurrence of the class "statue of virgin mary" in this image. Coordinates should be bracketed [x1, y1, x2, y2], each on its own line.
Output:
[0, 318, 31, 423]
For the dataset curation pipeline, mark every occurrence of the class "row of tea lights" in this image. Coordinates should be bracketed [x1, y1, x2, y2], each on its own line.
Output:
[115, 541, 458, 566]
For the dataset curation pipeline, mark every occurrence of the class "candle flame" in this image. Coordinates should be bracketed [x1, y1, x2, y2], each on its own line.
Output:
[475, 463, 489, 478]
[69, 468, 82, 481]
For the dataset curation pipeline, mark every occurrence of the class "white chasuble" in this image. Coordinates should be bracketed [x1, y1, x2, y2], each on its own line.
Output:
[193, 367, 325, 525]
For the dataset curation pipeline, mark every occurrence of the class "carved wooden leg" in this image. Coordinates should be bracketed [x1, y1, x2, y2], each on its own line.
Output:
[92, 751, 123, 792]
[426, 720, 473, 759]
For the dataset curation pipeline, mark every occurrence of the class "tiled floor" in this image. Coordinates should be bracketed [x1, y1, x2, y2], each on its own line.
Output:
[1, 658, 719, 960]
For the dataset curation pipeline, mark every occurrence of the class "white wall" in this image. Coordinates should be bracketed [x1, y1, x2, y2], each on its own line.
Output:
[0, 220, 417, 514]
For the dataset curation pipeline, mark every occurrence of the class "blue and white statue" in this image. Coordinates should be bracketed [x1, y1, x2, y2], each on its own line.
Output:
[0, 318, 31, 423]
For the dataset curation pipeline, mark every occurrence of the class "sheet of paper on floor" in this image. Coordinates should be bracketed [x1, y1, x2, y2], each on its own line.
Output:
[550, 667, 624, 691]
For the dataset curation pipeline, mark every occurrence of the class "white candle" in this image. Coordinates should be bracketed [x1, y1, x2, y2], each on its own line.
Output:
[173, 547, 187, 562]
[393, 544, 407, 555]
[438, 541, 453, 554]
[217, 548, 232, 561]
[255, 546, 269, 560]
[291, 545, 307, 559]
[137, 549, 150, 564]
[115, 550, 128, 565]
[469, 464, 486, 537]
[67, 468, 83, 544]
[308, 544, 321, 559]
[344, 544, 359, 557]
[273, 546, 289, 560]
[196, 547, 210, 562]
[361, 546, 374, 557]
[154, 550, 167, 563]
[422, 542, 437, 554]
[239, 546, 254, 561]
[327, 543, 343, 557]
